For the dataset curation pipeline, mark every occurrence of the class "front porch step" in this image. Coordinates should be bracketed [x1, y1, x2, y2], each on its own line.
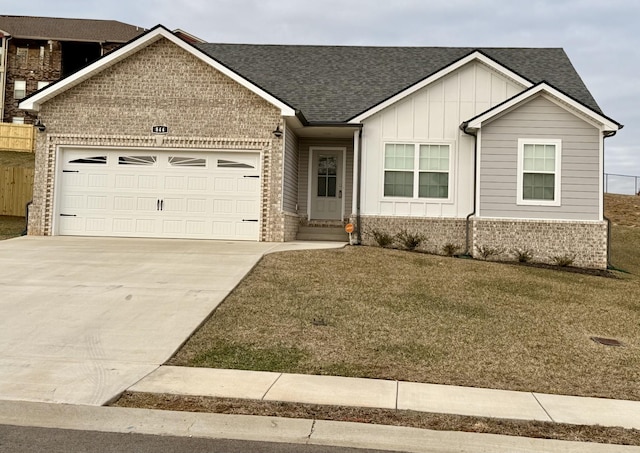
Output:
[297, 226, 349, 242]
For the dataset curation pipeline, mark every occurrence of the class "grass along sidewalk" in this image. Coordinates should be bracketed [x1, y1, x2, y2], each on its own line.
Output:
[169, 223, 640, 402]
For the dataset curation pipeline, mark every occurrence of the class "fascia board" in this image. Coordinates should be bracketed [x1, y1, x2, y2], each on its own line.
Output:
[348, 51, 533, 124]
[466, 83, 620, 132]
[19, 26, 295, 116]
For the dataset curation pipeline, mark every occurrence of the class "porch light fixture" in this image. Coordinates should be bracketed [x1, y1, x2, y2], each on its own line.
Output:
[272, 125, 283, 138]
[34, 118, 46, 132]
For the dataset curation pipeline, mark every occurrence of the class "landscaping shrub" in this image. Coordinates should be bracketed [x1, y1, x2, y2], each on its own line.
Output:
[513, 247, 534, 263]
[395, 229, 423, 251]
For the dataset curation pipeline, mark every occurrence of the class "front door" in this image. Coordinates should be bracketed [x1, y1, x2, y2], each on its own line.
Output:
[310, 148, 343, 220]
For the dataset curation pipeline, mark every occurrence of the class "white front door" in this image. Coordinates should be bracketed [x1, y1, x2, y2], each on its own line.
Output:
[310, 148, 344, 220]
[56, 149, 261, 240]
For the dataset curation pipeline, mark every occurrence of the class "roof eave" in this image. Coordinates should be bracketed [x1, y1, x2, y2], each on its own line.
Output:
[348, 50, 534, 124]
[465, 82, 621, 132]
[19, 25, 296, 117]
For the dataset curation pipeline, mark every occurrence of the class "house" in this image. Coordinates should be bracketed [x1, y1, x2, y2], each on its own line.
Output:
[18, 26, 621, 269]
[0, 15, 144, 124]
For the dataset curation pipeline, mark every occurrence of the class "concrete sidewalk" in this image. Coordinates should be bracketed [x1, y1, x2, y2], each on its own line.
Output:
[1, 399, 638, 453]
[130, 366, 640, 430]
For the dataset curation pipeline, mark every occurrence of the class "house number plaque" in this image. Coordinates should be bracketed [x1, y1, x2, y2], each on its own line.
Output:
[152, 125, 168, 134]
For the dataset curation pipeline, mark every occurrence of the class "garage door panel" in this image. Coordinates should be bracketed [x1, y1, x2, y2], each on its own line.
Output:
[58, 150, 261, 240]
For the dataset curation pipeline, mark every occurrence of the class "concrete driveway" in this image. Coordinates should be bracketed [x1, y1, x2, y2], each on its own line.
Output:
[0, 236, 344, 406]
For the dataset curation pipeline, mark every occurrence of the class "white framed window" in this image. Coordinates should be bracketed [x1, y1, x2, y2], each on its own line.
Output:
[384, 142, 451, 199]
[12, 117, 24, 124]
[517, 138, 561, 206]
[37, 81, 49, 90]
[14, 80, 26, 99]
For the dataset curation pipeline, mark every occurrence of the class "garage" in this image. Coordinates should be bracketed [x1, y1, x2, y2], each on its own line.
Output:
[55, 148, 261, 240]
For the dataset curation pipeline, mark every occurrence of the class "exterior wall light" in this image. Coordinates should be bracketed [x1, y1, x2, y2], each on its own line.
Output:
[34, 119, 46, 132]
[272, 125, 283, 138]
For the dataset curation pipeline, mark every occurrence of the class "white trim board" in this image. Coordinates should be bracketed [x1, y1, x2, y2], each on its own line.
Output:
[19, 25, 296, 117]
[348, 51, 532, 124]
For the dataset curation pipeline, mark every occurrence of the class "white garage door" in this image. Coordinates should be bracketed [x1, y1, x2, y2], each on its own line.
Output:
[56, 149, 261, 240]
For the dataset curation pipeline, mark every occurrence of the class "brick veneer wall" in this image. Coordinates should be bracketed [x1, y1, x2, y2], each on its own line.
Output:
[28, 37, 286, 241]
[353, 215, 608, 269]
[472, 218, 608, 269]
[355, 215, 467, 254]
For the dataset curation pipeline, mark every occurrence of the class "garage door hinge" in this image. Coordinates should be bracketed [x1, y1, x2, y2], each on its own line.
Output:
[60, 214, 77, 217]
[62, 170, 80, 173]
[243, 175, 260, 178]
[242, 219, 259, 222]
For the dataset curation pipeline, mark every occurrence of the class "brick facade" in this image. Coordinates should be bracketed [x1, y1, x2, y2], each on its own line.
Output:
[353, 215, 608, 269]
[472, 217, 608, 269]
[29, 37, 286, 241]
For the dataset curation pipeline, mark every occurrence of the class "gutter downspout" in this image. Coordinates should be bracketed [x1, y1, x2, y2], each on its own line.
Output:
[0, 35, 11, 122]
[355, 129, 363, 244]
[460, 122, 478, 256]
[603, 128, 621, 268]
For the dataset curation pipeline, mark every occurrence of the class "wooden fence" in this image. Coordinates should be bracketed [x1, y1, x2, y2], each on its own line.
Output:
[0, 123, 35, 153]
[0, 166, 34, 216]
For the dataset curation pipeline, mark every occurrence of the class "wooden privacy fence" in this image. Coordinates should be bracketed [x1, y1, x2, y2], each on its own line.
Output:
[0, 123, 35, 153]
[0, 166, 34, 216]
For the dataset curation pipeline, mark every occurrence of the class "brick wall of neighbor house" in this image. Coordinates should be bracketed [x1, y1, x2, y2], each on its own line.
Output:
[28, 37, 285, 240]
[4, 39, 63, 123]
[355, 215, 468, 254]
[472, 218, 608, 269]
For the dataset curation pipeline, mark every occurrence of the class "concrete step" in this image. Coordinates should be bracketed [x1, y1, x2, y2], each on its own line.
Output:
[297, 226, 349, 242]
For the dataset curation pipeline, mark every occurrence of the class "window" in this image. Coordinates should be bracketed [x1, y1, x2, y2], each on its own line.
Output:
[317, 155, 337, 197]
[384, 143, 450, 199]
[171, 156, 206, 167]
[118, 155, 156, 166]
[217, 158, 253, 169]
[12, 117, 24, 124]
[517, 139, 561, 206]
[14, 80, 26, 99]
[37, 81, 49, 90]
[69, 156, 107, 164]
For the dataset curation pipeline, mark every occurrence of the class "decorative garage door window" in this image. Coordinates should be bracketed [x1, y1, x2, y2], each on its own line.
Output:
[118, 155, 157, 166]
[169, 156, 206, 167]
[68, 156, 107, 164]
[217, 159, 254, 169]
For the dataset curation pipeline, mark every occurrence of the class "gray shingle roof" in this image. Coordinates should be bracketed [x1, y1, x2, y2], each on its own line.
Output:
[0, 15, 144, 43]
[196, 43, 601, 123]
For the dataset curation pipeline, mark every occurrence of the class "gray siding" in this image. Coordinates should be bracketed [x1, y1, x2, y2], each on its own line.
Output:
[298, 138, 354, 219]
[479, 95, 601, 220]
[283, 127, 299, 213]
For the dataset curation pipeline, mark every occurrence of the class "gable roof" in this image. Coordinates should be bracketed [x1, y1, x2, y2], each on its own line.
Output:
[18, 26, 296, 117]
[196, 44, 603, 123]
[0, 15, 144, 43]
[463, 82, 621, 132]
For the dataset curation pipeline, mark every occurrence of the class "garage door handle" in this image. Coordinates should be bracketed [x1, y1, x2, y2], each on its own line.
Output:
[160, 199, 164, 211]
[243, 175, 260, 178]
[62, 170, 79, 173]
[242, 219, 259, 222]
[157, 199, 160, 211]
[60, 213, 77, 217]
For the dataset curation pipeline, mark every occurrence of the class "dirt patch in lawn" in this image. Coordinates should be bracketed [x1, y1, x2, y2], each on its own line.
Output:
[113, 392, 640, 446]
[0, 216, 25, 240]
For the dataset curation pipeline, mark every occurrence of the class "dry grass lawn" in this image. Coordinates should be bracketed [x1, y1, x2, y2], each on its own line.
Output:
[0, 216, 25, 240]
[168, 194, 640, 401]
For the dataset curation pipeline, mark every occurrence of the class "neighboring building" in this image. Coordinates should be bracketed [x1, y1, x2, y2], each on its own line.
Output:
[19, 26, 621, 269]
[0, 15, 144, 124]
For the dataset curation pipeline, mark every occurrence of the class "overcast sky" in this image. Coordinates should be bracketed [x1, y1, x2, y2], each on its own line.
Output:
[6, 0, 639, 190]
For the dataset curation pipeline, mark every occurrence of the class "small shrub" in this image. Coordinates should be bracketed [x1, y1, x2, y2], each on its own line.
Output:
[442, 243, 460, 257]
[552, 254, 575, 267]
[513, 247, 533, 263]
[395, 229, 423, 251]
[476, 245, 505, 260]
[370, 229, 394, 248]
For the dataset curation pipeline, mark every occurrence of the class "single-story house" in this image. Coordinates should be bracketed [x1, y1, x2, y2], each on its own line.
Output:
[19, 25, 621, 269]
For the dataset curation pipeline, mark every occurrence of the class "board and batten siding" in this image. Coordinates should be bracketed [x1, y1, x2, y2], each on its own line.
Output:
[282, 126, 299, 213]
[360, 61, 525, 218]
[297, 138, 354, 219]
[478, 95, 601, 220]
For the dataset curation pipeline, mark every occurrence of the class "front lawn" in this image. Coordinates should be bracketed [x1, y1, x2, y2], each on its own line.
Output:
[170, 225, 640, 401]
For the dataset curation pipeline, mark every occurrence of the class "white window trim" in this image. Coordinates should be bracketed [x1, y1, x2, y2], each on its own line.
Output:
[382, 141, 453, 202]
[516, 138, 562, 207]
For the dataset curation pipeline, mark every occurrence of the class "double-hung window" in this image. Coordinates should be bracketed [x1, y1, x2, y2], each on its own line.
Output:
[14, 80, 26, 99]
[517, 138, 561, 206]
[384, 143, 450, 199]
